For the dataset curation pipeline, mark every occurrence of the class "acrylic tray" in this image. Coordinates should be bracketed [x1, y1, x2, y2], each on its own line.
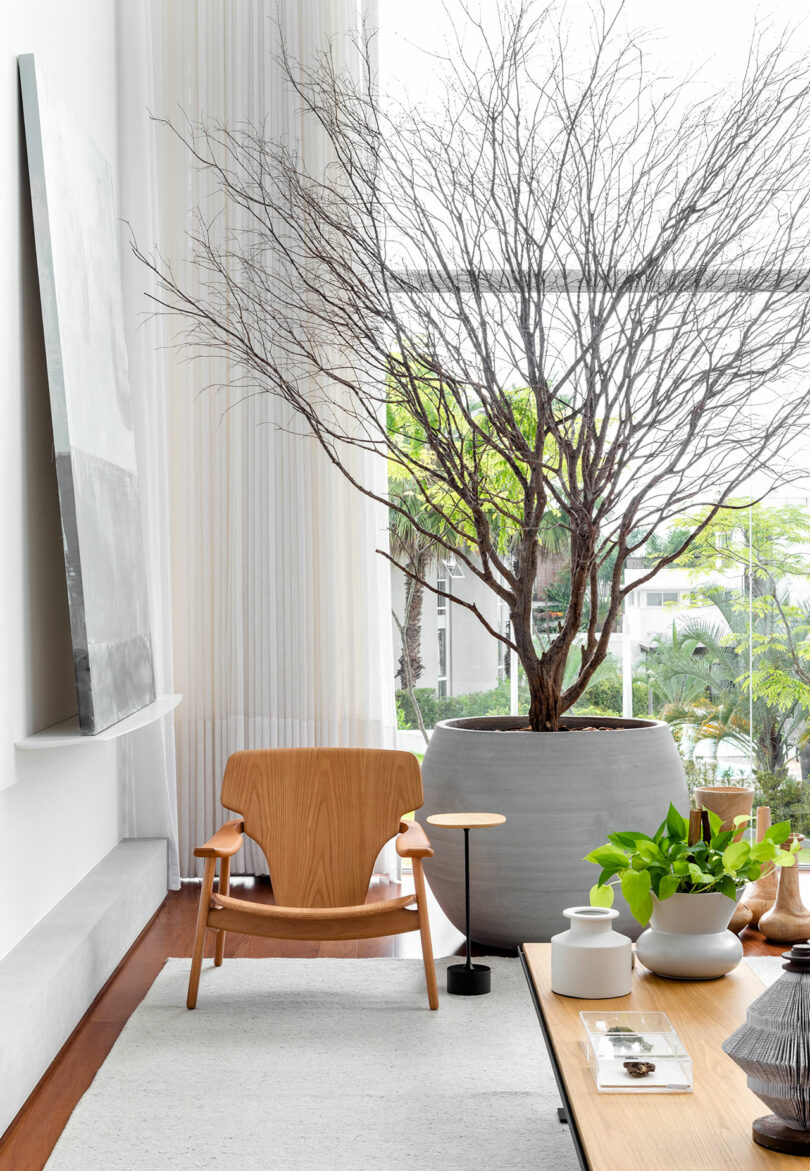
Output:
[579, 1011, 693, 1093]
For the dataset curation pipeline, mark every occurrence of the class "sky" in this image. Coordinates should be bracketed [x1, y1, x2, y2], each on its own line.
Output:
[375, 0, 810, 501]
[378, 0, 810, 99]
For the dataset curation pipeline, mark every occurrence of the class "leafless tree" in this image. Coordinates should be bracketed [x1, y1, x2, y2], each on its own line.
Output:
[136, 1, 810, 730]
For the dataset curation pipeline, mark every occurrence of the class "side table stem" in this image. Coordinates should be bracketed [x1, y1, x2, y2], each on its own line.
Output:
[464, 827, 472, 970]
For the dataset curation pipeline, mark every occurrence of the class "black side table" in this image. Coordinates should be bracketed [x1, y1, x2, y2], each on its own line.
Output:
[427, 812, 507, 995]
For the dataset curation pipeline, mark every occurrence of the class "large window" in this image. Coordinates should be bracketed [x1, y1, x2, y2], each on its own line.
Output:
[436, 570, 448, 697]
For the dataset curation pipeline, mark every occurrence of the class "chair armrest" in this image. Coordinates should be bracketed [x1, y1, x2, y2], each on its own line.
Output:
[396, 819, 433, 859]
[194, 819, 245, 859]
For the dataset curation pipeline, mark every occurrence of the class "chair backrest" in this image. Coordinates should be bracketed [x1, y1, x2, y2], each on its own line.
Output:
[220, 748, 424, 908]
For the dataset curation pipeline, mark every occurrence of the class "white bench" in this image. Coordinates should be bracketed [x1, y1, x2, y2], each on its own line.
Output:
[0, 838, 167, 1136]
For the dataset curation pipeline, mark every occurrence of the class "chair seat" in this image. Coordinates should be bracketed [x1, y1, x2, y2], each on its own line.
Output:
[207, 891, 420, 941]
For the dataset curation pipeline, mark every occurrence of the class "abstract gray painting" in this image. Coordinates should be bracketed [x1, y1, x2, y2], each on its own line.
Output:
[19, 55, 156, 734]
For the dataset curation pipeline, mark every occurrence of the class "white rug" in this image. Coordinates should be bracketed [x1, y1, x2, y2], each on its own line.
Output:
[45, 957, 578, 1170]
[744, 956, 785, 987]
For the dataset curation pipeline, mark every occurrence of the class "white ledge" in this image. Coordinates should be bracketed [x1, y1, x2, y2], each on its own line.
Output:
[14, 694, 182, 750]
[0, 839, 167, 1137]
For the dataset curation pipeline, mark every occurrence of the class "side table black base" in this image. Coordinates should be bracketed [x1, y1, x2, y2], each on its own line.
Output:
[447, 962, 491, 996]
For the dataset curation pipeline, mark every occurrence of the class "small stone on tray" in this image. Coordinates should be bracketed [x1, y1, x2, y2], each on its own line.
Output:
[623, 1061, 656, 1078]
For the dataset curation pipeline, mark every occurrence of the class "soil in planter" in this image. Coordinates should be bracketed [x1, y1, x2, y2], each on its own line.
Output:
[500, 725, 633, 732]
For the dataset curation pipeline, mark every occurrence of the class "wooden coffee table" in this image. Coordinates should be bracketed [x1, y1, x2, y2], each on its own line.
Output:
[520, 943, 795, 1170]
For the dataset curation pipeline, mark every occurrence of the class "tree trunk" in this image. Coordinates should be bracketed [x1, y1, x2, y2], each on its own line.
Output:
[511, 603, 566, 731]
[527, 671, 562, 731]
[397, 577, 424, 686]
[393, 607, 429, 747]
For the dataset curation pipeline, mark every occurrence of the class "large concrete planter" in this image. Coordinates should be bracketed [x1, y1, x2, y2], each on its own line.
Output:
[417, 714, 688, 948]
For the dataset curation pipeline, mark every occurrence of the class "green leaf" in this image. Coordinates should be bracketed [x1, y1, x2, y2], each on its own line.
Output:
[607, 832, 652, 850]
[658, 874, 680, 900]
[672, 859, 689, 875]
[722, 841, 750, 871]
[666, 804, 688, 842]
[686, 862, 715, 885]
[636, 840, 666, 864]
[589, 883, 615, 909]
[621, 869, 653, 926]
[750, 841, 776, 862]
[584, 845, 628, 868]
[732, 814, 752, 829]
[716, 875, 738, 900]
[765, 821, 792, 845]
[710, 831, 733, 852]
[705, 809, 723, 837]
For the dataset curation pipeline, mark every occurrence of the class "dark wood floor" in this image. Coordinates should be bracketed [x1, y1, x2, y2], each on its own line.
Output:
[0, 874, 799, 1171]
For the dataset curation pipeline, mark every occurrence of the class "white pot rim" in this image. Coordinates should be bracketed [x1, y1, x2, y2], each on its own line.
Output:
[562, 905, 620, 922]
[652, 889, 740, 902]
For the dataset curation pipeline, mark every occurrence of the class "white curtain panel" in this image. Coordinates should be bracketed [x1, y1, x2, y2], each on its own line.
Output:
[116, 0, 181, 889]
[149, 0, 397, 879]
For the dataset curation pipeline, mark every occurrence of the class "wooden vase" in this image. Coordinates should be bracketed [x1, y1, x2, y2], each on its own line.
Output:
[746, 807, 778, 929]
[759, 835, 810, 944]
[694, 785, 754, 840]
[728, 900, 754, 935]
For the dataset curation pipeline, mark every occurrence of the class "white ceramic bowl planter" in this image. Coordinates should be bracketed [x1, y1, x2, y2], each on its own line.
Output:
[635, 892, 743, 980]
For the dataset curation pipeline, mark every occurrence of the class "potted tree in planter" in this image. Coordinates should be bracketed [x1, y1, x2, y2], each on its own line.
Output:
[137, 1, 810, 943]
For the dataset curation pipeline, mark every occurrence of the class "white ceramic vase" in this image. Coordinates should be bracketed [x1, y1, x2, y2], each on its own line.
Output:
[551, 906, 632, 998]
[635, 892, 743, 980]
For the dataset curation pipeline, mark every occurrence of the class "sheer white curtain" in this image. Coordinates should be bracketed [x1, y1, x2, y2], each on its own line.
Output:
[147, 0, 397, 879]
[116, 0, 181, 889]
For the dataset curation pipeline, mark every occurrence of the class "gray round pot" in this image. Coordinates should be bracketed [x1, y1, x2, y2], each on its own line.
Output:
[417, 715, 687, 949]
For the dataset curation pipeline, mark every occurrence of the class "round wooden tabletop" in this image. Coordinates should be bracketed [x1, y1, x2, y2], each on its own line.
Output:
[426, 812, 507, 829]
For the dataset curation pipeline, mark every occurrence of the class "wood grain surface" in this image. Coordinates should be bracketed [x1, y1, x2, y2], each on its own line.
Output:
[222, 748, 424, 907]
[523, 943, 797, 1171]
[187, 749, 438, 1010]
[426, 813, 507, 829]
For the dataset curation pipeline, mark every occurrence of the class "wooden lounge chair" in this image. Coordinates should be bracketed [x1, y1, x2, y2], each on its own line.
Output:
[187, 747, 439, 1009]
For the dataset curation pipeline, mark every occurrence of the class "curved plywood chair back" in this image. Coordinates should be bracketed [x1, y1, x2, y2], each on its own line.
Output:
[220, 748, 424, 908]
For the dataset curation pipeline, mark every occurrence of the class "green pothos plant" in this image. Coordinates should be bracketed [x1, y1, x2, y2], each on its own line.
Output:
[585, 804, 805, 925]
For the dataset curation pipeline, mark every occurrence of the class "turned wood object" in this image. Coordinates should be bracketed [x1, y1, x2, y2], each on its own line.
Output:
[728, 901, 754, 935]
[746, 807, 779, 929]
[759, 835, 810, 943]
[694, 785, 754, 841]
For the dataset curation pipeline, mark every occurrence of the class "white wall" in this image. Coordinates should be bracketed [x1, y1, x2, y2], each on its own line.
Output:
[391, 563, 501, 698]
[0, 0, 122, 961]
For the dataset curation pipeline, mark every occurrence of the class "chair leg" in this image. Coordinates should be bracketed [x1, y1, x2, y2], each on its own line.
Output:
[214, 856, 230, 967]
[187, 857, 216, 1009]
[412, 858, 439, 1009]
